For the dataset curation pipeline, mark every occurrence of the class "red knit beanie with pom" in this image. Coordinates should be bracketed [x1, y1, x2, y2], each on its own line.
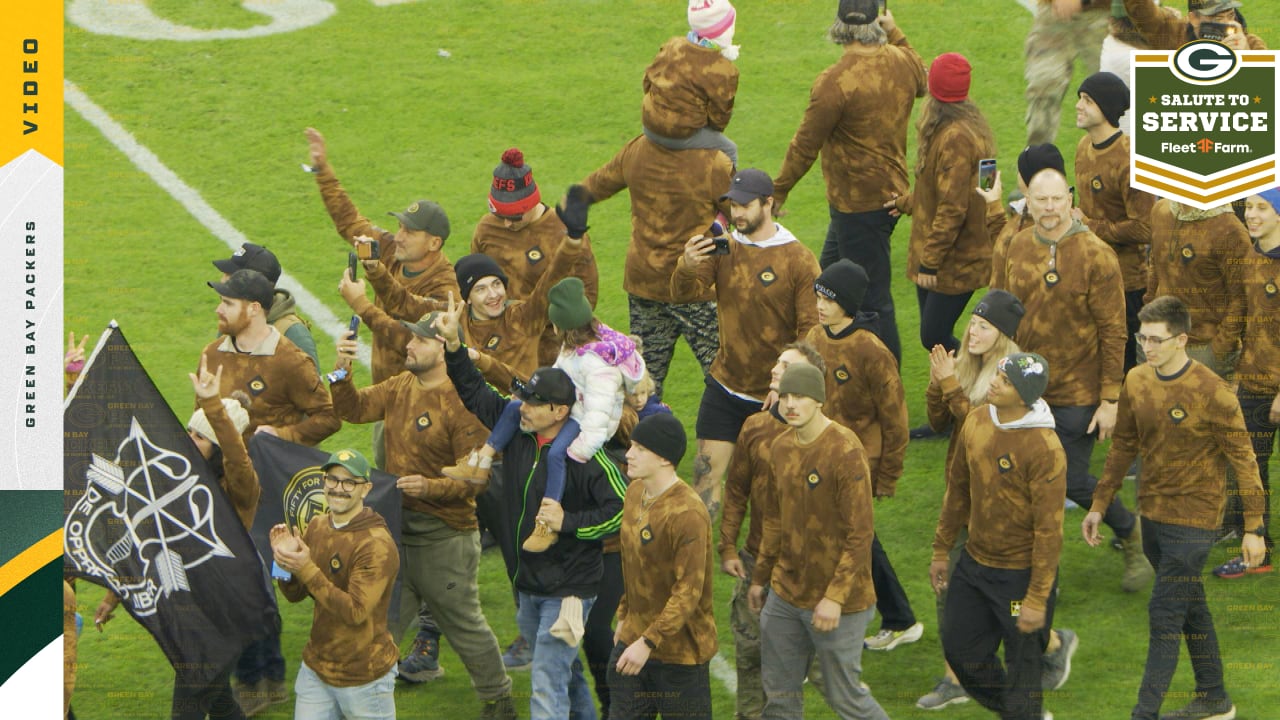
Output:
[489, 148, 541, 216]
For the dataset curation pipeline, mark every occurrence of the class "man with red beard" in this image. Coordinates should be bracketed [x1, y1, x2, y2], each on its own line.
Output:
[199, 269, 339, 446]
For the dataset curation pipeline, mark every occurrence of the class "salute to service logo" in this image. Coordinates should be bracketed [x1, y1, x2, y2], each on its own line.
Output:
[1131, 41, 1277, 208]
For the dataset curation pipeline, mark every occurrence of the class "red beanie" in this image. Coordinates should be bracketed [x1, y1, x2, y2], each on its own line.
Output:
[489, 148, 541, 216]
[928, 53, 971, 103]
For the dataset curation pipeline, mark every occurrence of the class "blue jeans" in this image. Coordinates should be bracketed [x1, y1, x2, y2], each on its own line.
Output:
[293, 662, 396, 720]
[516, 592, 598, 720]
[488, 399, 581, 502]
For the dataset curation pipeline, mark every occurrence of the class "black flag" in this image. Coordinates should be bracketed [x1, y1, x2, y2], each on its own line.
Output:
[247, 433, 404, 621]
[63, 324, 280, 686]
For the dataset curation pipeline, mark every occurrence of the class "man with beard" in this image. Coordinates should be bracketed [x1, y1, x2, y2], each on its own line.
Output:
[271, 449, 400, 720]
[991, 169, 1150, 593]
[671, 168, 819, 515]
[329, 312, 517, 718]
[212, 242, 319, 371]
[199, 269, 339, 446]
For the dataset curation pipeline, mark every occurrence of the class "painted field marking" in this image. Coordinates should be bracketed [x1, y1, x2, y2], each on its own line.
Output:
[65, 79, 372, 367]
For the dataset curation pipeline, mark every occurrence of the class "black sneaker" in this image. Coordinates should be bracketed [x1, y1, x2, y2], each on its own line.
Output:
[1159, 695, 1235, 720]
[910, 424, 949, 441]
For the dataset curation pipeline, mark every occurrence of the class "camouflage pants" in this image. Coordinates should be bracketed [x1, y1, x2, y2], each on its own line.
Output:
[1024, 7, 1110, 145]
[730, 550, 822, 720]
[628, 295, 719, 400]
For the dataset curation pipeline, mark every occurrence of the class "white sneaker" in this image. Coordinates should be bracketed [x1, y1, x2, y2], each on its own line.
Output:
[864, 621, 924, 651]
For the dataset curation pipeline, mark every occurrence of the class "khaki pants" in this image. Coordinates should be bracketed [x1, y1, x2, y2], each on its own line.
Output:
[1024, 7, 1109, 145]
[395, 511, 511, 701]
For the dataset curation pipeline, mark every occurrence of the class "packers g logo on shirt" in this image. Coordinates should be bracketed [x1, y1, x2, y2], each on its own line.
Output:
[639, 525, 654, 545]
[485, 335, 501, 350]
[806, 470, 821, 488]
[997, 454, 1014, 473]
[527, 247, 544, 264]
[1180, 245, 1195, 263]
[416, 412, 432, 431]
[1265, 280, 1278, 297]
[833, 366, 851, 384]
[329, 553, 343, 573]
[1169, 405, 1187, 424]
[248, 375, 267, 396]
[1090, 176, 1103, 192]
[759, 267, 777, 287]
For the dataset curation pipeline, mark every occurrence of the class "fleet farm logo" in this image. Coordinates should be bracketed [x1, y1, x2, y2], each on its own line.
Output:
[1131, 41, 1277, 209]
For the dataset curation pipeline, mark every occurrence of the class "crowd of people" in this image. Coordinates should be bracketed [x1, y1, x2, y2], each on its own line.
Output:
[67, 0, 1277, 719]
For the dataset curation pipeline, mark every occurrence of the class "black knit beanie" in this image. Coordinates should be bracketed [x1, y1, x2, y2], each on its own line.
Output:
[1017, 143, 1066, 186]
[454, 254, 508, 301]
[1078, 72, 1130, 128]
[972, 289, 1026, 339]
[814, 259, 869, 318]
[631, 414, 688, 467]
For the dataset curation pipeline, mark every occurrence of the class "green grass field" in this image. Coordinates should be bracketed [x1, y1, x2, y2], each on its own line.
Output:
[65, 1, 1280, 717]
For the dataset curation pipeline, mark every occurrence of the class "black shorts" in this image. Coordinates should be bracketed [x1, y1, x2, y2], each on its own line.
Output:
[695, 376, 762, 442]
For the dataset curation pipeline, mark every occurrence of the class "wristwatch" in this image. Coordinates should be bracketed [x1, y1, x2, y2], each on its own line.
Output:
[1245, 524, 1267, 537]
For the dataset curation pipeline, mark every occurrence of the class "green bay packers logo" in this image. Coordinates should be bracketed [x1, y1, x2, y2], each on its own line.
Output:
[485, 335, 501, 350]
[1180, 245, 1195, 264]
[329, 553, 342, 573]
[1090, 176, 1103, 192]
[806, 469, 821, 489]
[407, 202, 420, 213]
[1169, 405, 1187, 424]
[639, 524, 654, 545]
[283, 464, 329, 536]
[247, 375, 267, 396]
[997, 454, 1014, 473]
[759, 266, 777, 287]
[833, 365, 851, 385]
[1265, 280, 1278, 297]
[1043, 271, 1059, 288]
[527, 246, 544, 264]
[416, 412, 432, 431]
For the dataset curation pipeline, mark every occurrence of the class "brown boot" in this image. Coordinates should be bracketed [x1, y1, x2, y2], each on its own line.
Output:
[1121, 520, 1154, 592]
[442, 451, 491, 486]
[522, 519, 559, 553]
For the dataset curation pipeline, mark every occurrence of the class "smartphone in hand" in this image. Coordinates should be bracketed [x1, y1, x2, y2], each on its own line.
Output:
[348, 251, 359, 281]
[978, 158, 997, 191]
[707, 221, 730, 255]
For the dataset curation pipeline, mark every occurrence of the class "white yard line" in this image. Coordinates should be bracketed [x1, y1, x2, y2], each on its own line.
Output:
[66, 75, 759, 697]
[64, 79, 371, 367]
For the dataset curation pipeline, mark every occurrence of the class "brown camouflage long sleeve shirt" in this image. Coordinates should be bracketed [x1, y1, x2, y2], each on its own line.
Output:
[991, 221, 1127, 405]
[671, 231, 820, 398]
[331, 372, 488, 531]
[934, 407, 1066, 613]
[774, 28, 927, 213]
[1226, 243, 1280, 395]
[1075, 133, 1154, 292]
[642, 36, 738, 137]
[313, 161, 460, 383]
[616, 480, 718, 665]
[581, 136, 730, 303]
[719, 409, 787, 562]
[804, 325, 908, 497]
[280, 508, 400, 687]
[1146, 200, 1250, 356]
[903, 120, 997, 294]
[755, 421, 876, 615]
[1095, 361, 1265, 531]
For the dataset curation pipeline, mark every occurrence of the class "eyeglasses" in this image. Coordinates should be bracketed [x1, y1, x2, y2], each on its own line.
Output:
[1135, 333, 1177, 347]
[511, 377, 553, 405]
[323, 474, 369, 492]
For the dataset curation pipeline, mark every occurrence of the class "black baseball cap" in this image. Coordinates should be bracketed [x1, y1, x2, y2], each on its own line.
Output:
[208, 269, 275, 311]
[512, 368, 577, 407]
[212, 243, 282, 284]
[721, 168, 774, 205]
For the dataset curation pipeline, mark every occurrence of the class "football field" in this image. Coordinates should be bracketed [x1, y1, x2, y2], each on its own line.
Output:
[65, 1, 1280, 717]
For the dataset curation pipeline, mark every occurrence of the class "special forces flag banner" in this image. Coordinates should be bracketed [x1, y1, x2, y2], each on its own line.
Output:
[63, 323, 280, 686]
[247, 433, 404, 622]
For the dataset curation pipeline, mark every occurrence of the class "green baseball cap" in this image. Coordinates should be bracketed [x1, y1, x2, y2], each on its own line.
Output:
[388, 199, 451, 240]
[322, 448, 371, 480]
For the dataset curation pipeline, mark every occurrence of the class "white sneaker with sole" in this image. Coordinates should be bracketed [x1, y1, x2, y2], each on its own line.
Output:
[864, 621, 924, 651]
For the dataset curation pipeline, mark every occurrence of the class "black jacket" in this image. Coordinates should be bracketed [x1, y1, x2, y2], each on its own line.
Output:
[446, 346, 626, 598]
